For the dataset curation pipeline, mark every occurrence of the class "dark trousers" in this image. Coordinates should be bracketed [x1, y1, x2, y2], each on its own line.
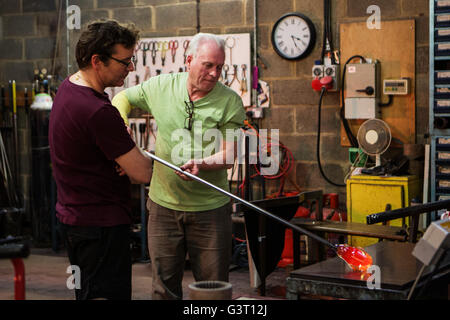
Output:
[58, 222, 132, 300]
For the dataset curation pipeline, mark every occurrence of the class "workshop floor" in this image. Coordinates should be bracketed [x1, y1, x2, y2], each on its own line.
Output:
[0, 247, 289, 300]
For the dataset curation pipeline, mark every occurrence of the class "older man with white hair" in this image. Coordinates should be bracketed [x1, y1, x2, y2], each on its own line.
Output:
[112, 33, 245, 300]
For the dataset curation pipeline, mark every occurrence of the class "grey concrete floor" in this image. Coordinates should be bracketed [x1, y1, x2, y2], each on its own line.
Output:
[0, 247, 289, 300]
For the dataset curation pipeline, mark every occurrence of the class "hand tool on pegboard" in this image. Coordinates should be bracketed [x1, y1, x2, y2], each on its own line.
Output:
[229, 64, 239, 87]
[183, 40, 190, 64]
[140, 41, 150, 66]
[240, 64, 248, 96]
[159, 41, 169, 66]
[150, 41, 158, 65]
[225, 36, 235, 66]
[222, 65, 230, 86]
[169, 40, 178, 63]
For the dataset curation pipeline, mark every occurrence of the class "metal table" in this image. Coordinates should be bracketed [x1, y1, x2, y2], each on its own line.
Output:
[286, 241, 450, 300]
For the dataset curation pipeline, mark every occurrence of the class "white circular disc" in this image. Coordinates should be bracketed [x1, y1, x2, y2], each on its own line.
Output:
[365, 129, 379, 145]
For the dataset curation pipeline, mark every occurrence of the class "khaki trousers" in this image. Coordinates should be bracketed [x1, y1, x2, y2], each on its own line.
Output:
[147, 199, 232, 300]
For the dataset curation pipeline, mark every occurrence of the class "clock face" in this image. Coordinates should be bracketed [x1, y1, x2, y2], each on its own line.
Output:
[271, 13, 316, 60]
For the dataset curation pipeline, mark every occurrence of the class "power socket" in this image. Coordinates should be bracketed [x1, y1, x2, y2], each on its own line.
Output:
[324, 64, 340, 91]
[312, 65, 324, 78]
[324, 65, 337, 77]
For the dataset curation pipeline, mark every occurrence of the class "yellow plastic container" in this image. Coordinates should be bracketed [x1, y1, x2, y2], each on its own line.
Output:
[346, 175, 422, 247]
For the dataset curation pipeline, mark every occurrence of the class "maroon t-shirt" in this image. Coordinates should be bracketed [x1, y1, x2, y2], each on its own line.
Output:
[49, 78, 135, 226]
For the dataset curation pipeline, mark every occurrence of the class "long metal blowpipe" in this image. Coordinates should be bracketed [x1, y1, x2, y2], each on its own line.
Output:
[143, 150, 338, 252]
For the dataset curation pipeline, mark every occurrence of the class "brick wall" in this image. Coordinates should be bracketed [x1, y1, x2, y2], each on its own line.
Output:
[0, 0, 429, 217]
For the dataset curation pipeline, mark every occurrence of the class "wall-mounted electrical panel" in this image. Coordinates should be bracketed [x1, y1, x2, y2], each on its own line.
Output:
[312, 62, 340, 91]
[344, 61, 380, 119]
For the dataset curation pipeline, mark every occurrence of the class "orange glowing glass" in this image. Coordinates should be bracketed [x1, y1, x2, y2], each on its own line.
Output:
[336, 244, 373, 272]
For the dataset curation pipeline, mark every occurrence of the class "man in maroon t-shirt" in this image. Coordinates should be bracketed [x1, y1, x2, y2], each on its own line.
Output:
[49, 20, 152, 300]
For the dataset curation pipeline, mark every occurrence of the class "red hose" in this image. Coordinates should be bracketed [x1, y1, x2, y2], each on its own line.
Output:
[238, 122, 296, 198]
[252, 142, 294, 179]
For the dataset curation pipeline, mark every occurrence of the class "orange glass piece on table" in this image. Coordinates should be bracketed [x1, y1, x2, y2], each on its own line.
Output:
[336, 244, 373, 272]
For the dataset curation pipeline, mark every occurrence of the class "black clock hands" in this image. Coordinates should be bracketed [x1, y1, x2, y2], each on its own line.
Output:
[291, 35, 306, 48]
[290, 35, 299, 49]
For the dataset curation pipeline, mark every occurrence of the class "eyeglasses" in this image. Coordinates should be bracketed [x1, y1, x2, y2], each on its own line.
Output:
[184, 100, 194, 131]
[108, 55, 135, 68]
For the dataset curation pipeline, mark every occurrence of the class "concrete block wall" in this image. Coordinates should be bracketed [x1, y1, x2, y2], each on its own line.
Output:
[0, 0, 429, 218]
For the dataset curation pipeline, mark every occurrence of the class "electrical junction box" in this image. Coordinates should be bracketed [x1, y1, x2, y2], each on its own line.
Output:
[412, 218, 450, 266]
[383, 78, 410, 95]
[344, 61, 380, 119]
[312, 64, 340, 91]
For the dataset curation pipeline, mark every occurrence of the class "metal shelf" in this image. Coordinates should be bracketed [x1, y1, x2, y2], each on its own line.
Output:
[435, 56, 450, 60]
[430, 1, 450, 220]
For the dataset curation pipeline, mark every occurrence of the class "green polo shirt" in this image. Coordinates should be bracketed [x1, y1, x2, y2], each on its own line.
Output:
[124, 72, 245, 211]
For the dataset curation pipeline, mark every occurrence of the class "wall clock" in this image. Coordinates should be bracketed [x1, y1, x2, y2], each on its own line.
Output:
[271, 12, 316, 60]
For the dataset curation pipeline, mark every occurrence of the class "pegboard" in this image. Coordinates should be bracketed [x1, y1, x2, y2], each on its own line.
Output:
[339, 20, 416, 147]
[106, 33, 251, 106]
